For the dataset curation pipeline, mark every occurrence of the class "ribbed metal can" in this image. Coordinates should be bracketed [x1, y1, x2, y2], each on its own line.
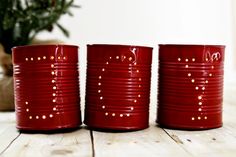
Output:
[85, 44, 153, 131]
[12, 45, 81, 132]
[157, 44, 225, 130]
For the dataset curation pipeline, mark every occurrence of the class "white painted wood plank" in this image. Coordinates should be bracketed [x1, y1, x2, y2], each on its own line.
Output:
[0, 112, 15, 123]
[0, 112, 19, 155]
[0, 111, 16, 134]
[164, 126, 236, 157]
[0, 123, 10, 135]
[1, 128, 92, 157]
[0, 125, 20, 155]
[162, 99, 236, 157]
[92, 124, 191, 157]
[0, 112, 15, 134]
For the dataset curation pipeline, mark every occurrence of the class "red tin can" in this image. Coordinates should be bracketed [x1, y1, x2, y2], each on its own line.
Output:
[12, 45, 81, 131]
[85, 44, 153, 131]
[157, 44, 225, 130]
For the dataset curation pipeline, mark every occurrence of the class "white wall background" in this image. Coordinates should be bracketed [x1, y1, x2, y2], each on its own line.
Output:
[37, 0, 235, 110]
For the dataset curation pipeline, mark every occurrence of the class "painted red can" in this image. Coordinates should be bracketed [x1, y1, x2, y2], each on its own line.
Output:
[157, 44, 225, 130]
[85, 44, 153, 131]
[12, 45, 81, 132]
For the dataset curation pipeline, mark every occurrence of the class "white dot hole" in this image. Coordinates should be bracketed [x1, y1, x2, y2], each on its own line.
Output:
[198, 96, 202, 100]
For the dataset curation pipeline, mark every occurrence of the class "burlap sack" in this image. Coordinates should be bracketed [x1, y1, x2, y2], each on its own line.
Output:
[0, 44, 14, 111]
[0, 76, 14, 111]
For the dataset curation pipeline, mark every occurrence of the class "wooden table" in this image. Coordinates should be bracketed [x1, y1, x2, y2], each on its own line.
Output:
[0, 86, 236, 157]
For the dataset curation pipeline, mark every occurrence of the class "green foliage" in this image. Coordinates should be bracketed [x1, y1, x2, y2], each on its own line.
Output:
[0, 0, 79, 54]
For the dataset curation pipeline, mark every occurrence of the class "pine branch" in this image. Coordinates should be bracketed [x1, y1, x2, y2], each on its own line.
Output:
[56, 23, 69, 37]
[0, 0, 77, 54]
